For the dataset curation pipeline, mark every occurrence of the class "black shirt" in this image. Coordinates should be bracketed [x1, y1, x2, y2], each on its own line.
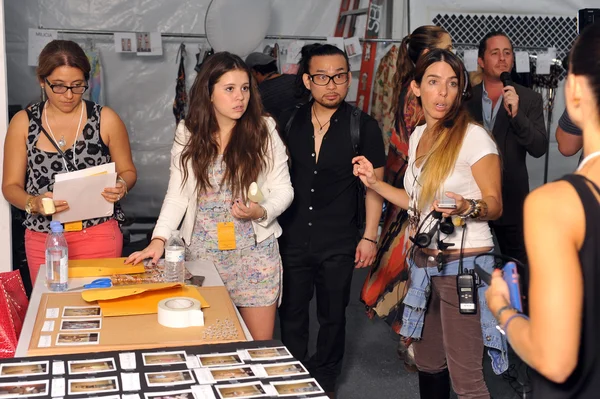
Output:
[278, 101, 386, 251]
[532, 174, 600, 399]
[258, 74, 308, 123]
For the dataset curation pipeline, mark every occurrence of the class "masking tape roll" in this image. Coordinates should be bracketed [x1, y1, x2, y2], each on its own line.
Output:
[157, 297, 204, 328]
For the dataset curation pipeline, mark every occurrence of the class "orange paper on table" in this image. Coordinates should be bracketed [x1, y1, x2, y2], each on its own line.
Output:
[81, 283, 210, 317]
[69, 257, 145, 278]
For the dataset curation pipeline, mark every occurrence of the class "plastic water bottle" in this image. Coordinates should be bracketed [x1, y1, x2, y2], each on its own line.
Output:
[164, 230, 185, 283]
[45, 221, 68, 292]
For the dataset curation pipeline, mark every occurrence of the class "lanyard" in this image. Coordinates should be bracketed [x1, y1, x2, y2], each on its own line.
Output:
[576, 150, 600, 172]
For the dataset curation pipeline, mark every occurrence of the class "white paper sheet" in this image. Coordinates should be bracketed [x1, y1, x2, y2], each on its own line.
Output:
[343, 37, 362, 58]
[462, 50, 479, 72]
[136, 32, 163, 56]
[515, 51, 530, 73]
[52, 171, 117, 223]
[28, 28, 58, 66]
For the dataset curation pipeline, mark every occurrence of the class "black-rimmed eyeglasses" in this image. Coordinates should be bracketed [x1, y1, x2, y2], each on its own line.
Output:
[308, 72, 349, 86]
[44, 78, 89, 94]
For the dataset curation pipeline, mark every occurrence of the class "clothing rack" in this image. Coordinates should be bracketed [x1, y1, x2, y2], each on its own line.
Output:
[39, 26, 404, 44]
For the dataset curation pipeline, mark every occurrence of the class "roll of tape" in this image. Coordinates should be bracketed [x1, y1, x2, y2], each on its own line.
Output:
[157, 297, 204, 328]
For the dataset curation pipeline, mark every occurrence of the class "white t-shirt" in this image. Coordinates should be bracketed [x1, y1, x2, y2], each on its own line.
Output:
[404, 123, 499, 249]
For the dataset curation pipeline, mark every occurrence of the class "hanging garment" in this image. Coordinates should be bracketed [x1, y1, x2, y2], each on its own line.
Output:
[85, 49, 104, 105]
[370, 45, 399, 152]
[173, 43, 188, 125]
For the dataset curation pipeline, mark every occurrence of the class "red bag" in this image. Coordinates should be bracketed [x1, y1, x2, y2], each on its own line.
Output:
[0, 270, 29, 358]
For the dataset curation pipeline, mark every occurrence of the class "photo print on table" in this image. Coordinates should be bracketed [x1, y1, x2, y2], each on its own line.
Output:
[67, 358, 116, 375]
[215, 381, 268, 399]
[0, 361, 48, 378]
[68, 376, 119, 395]
[0, 380, 49, 398]
[62, 306, 102, 318]
[145, 370, 195, 387]
[194, 365, 257, 384]
[245, 346, 292, 361]
[262, 361, 309, 378]
[270, 378, 324, 397]
[144, 389, 195, 399]
[56, 332, 100, 346]
[197, 352, 244, 368]
[142, 351, 187, 367]
[60, 318, 102, 331]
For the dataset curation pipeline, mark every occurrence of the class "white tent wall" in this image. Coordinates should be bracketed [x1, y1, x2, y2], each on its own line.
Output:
[4, 0, 402, 224]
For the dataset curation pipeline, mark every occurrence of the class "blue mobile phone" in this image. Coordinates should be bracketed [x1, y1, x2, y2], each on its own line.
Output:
[503, 262, 522, 312]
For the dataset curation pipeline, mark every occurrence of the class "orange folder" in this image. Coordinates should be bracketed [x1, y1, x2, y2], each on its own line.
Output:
[81, 283, 210, 317]
[68, 257, 145, 278]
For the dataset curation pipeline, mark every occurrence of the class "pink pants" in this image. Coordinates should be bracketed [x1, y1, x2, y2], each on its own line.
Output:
[25, 219, 123, 285]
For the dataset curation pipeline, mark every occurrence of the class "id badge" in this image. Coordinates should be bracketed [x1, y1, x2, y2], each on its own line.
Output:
[217, 222, 236, 250]
[64, 220, 83, 232]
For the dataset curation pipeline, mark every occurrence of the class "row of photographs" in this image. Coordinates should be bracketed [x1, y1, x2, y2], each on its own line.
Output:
[0, 347, 295, 379]
[0, 360, 309, 382]
[0, 377, 325, 398]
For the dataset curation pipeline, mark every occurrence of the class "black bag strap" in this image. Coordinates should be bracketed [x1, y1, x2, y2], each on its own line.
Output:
[284, 104, 302, 144]
[349, 105, 361, 155]
[26, 107, 78, 172]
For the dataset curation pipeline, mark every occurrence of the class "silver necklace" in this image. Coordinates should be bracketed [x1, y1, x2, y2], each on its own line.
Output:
[44, 101, 84, 150]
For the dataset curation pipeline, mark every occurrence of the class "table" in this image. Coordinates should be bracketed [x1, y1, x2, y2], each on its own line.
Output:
[16, 260, 253, 357]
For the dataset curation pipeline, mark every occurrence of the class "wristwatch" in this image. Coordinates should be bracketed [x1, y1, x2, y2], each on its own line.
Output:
[255, 206, 268, 223]
[25, 196, 35, 215]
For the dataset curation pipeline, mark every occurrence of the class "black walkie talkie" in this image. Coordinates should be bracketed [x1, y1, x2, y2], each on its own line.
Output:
[457, 271, 477, 315]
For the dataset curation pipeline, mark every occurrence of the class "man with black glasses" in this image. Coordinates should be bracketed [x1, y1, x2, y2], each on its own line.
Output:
[277, 44, 385, 398]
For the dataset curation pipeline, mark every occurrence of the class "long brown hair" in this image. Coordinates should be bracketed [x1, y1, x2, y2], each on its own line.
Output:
[391, 26, 449, 124]
[413, 49, 473, 209]
[181, 52, 270, 200]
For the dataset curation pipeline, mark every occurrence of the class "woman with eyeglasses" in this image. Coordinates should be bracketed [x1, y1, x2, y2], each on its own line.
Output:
[1, 40, 136, 285]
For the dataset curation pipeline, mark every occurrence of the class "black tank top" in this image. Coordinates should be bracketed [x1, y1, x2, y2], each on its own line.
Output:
[532, 174, 600, 398]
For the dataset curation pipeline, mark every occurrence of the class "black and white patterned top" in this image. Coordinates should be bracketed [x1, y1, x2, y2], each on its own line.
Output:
[24, 100, 122, 232]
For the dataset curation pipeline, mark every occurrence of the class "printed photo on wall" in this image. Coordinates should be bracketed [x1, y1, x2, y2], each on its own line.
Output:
[197, 352, 244, 368]
[114, 32, 136, 54]
[0, 361, 48, 378]
[136, 32, 163, 56]
[142, 351, 187, 367]
[145, 370, 195, 387]
[67, 358, 116, 375]
[0, 380, 49, 398]
[68, 376, 119, 395]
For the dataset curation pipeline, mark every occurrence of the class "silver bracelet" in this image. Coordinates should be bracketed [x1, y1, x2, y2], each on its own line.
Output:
[255, 206, 267, 222]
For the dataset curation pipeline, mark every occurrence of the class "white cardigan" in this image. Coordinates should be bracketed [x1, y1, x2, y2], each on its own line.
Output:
[152, 117, 294, 245]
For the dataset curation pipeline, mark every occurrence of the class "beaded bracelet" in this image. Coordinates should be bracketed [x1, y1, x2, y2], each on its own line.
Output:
[117, 176, 128, 196]
[496, 313, 529, 335]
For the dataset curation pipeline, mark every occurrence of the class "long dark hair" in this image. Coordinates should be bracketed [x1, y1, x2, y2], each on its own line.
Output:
[391, 26, 449, 124]
[36, 40, 91, 81]
[570, 23, 600, 108]
[181, 52, 269, 200]
[413, 49, 473, 208]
